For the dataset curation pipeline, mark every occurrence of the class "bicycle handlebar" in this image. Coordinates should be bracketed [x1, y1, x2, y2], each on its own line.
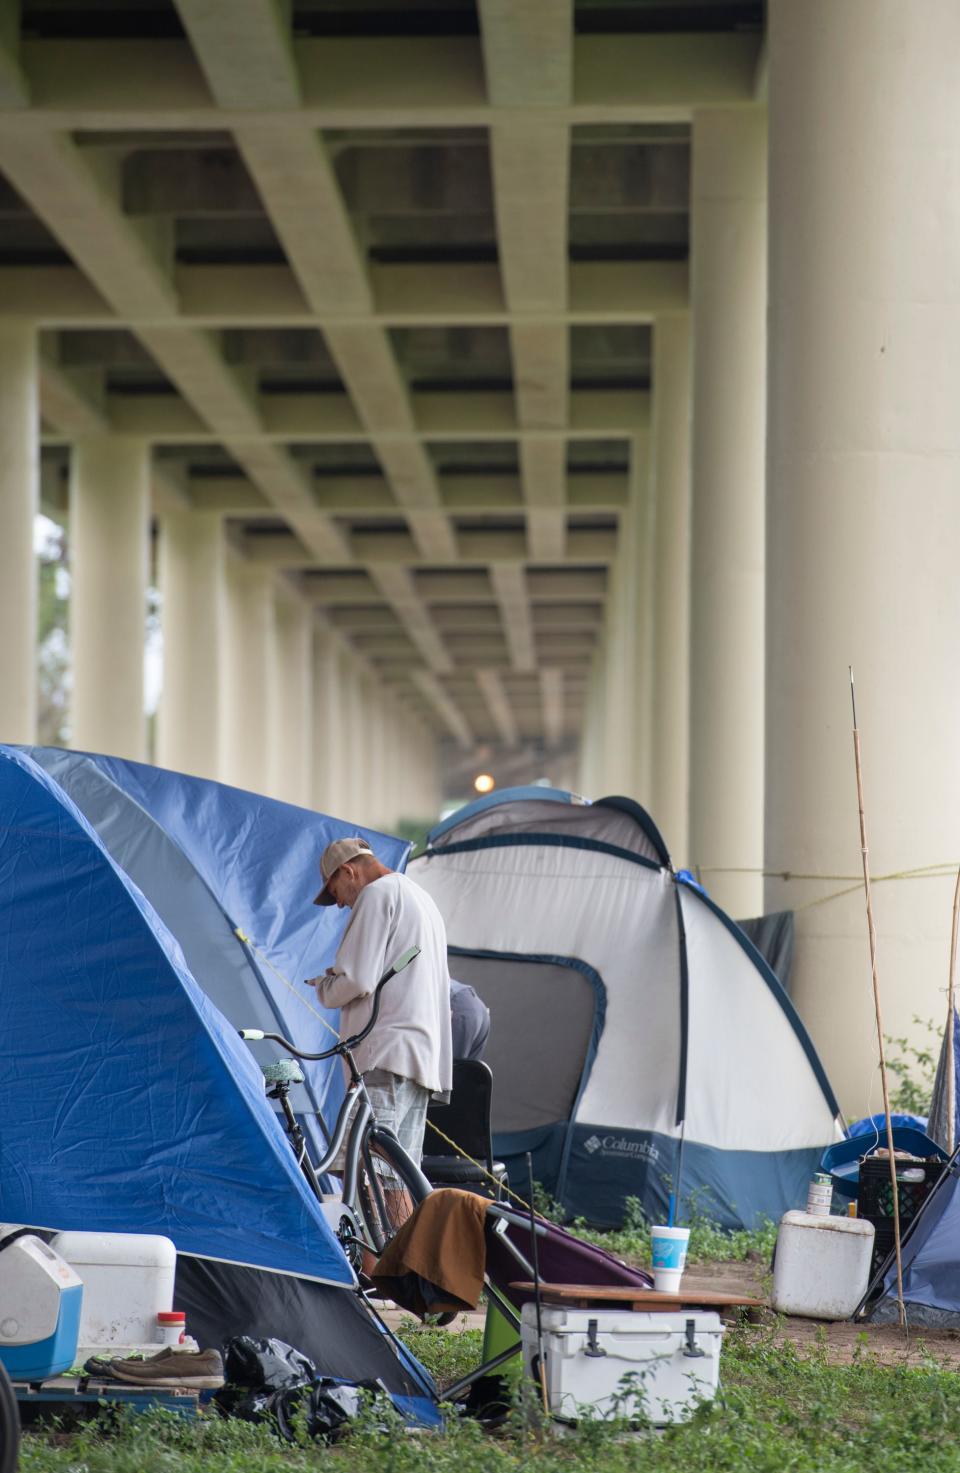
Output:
[238, 944, 420, 1062]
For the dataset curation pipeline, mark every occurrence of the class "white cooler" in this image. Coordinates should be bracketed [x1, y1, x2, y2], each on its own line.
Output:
[520, 1304, 724, 1424]
[49, 1231, 177, 1355]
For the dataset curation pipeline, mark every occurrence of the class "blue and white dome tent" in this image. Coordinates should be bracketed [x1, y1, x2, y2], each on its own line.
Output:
[410, 785, 844, 1230]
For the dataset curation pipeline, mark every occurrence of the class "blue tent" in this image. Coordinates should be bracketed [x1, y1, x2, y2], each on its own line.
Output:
[868, 1152, 960, 1326]
[0, 746, 435, 1416]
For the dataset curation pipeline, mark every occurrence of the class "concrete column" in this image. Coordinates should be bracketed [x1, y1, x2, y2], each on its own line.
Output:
[70, 437, 149, 760]
[271, 593, 312, 807]
[156, 510, 224, 780]
[416, 714, 441, 822]
[338, 655, 364, 825]
[766, 0, 960, 1109]
[312, 626, 342, 815]
[601, 542, 635, 797]
[0, 324, 38, 743]
[628, 431, 656, 806]
[361, 676, 389, 830]
[688, 110, 767, 917]
[222, 559, 275, 795]
[650, 314, 692, 864]
[378, 690, 400, 832]
[578, 650, 606, 798]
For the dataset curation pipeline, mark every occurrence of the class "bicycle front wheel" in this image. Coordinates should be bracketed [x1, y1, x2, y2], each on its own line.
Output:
[356, 1126, 431, 1257]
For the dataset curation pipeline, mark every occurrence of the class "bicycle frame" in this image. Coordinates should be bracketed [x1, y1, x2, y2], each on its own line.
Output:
[242, 945, 432, 1227]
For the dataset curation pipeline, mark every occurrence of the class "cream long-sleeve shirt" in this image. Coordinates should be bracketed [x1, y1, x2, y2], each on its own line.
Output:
[313, 872, 452, 1094]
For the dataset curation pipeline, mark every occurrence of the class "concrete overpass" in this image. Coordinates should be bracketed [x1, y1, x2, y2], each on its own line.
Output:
[1, 0, 958, 1112]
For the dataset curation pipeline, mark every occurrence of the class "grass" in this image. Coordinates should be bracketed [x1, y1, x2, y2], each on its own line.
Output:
[531, 1187, 780, 1269]
[18, 1329, 960, 1471]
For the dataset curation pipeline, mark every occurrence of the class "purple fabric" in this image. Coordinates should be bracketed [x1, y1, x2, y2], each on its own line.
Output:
[486, 1216, 652, 1310]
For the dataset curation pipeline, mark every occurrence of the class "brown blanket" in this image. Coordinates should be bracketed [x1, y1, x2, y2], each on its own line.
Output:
[371, 1188, 491, 1318]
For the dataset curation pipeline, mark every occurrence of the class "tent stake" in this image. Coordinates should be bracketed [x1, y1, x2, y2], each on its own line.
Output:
[849, 668, 906, 1330]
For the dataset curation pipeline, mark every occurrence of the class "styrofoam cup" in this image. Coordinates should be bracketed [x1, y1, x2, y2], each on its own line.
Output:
[651, 1225, 690, 1281]
[654, 1267, 684, 1293]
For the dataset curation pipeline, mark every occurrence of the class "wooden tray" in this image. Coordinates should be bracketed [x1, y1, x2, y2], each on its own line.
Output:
[508, 1281, 763, 1310]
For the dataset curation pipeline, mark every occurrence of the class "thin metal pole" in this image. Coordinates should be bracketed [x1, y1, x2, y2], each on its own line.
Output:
[526, 1152, 550, 1417]
[850, 668, 905, 1329]
[947, 868, 960, 1155]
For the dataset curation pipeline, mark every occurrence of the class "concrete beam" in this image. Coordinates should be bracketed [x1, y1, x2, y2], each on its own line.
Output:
[0, 5, 29, 107]
[540, 668, 565, 749]
[412, 669, 474, 750]
[236, 126, 373, 314]
[478, 0, 572, 107]
[475, 668, 519, 746]
[14, 32, 757, 125]
[0, 260, 687, 327]
[94, 386, 645, 442]
[521, 438, 566, 561]
[368, 565, 452, 674]
[171, 0, 299, 110]
[489, 563, 535, 671]
[0, 131, 347, 563]
[0, 131, 177, 319]
[39, 354, 108, 437]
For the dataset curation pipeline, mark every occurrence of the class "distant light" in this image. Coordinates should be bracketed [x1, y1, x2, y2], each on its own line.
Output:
[474, 773, 495, 795]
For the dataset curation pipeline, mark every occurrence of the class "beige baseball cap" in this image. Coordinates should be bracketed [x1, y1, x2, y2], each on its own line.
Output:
[313, 836, 375, 905]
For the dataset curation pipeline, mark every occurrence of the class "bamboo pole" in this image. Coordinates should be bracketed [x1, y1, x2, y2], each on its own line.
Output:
[947, 868, 960, 1155]
[849, 669, 906, 1330]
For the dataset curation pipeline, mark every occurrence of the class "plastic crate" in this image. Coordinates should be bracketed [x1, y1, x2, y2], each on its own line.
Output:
[857, 1156, 945, 1277]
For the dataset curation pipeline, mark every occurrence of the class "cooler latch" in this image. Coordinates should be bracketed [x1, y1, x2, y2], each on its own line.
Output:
[683, 1318, 705, 1358]
[584, 1318, 607, 1358]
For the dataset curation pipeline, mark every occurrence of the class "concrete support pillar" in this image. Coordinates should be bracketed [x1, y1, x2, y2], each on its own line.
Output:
[628, 429, 656, 805]
[312, 626, 342, 816]
[222, 560, 275, 795]
[271, 593, 312, 806]
[70, 437, 149, 760]
[416, 714, 441, 822]
[338, 656, 365, 825]
[156, 510, 224, 780]
[0, 324, 38, 743]
[651, 314, 692, 863]
[688, 110, 767, 916]
[578, 650, 606, 799]
[601, 543, 636, 796]
[766, 0, 960, 1109]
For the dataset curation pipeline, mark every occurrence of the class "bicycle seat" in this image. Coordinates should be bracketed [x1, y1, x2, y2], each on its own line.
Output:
[261, 1060, 305, 1086]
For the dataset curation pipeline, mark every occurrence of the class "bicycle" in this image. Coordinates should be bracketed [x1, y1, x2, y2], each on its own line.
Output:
[239, 944, 432, 1273]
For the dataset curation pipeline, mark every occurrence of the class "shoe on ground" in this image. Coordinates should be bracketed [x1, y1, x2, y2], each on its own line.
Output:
[108, 1347, 225, 1389]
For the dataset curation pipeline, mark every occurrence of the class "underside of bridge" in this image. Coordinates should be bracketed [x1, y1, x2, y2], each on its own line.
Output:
[0, 0, 764, 808]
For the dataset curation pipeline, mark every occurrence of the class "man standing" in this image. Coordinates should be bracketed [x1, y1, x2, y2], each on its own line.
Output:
[310, 837, 452, 1167]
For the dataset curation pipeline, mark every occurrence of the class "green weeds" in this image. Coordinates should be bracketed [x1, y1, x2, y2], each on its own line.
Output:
[19, 1332, 960, 1472]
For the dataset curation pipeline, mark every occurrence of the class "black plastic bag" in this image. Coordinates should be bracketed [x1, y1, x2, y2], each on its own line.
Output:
[214, 1335, 384, 1443]
[221, 1335, 316, 1392]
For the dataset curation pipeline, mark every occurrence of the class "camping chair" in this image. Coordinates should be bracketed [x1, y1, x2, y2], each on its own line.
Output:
[422, 1060, 508, 1199]
[441, 1203, 654, 1406]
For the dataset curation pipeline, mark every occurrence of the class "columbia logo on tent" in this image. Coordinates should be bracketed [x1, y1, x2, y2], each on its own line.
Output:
[584, 1134, 603, 1155]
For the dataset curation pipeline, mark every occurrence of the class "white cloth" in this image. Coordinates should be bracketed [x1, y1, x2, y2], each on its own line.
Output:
[314, 872, 452, 1094]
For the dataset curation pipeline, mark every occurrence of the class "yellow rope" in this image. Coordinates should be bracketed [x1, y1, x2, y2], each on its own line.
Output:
[424, 1116, 548, 1219]
[694, 861, 960, 913]
[234, 927, 341, 1040]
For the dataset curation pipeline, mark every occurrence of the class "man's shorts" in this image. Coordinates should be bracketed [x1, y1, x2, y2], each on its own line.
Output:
[363, 1068, 430, 1166]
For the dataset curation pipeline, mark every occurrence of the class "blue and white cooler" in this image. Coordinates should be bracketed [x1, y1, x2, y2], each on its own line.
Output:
[0, 1232, 83, 1381]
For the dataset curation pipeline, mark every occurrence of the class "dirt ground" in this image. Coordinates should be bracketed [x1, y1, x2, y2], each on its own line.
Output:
[684, 1259, 960, 1367]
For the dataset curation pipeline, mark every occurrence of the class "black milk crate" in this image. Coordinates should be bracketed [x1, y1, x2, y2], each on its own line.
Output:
[858, 1156, 946, 1277]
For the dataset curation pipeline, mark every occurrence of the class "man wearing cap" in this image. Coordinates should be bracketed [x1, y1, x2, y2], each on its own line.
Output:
[309, 837, 452, 1167]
